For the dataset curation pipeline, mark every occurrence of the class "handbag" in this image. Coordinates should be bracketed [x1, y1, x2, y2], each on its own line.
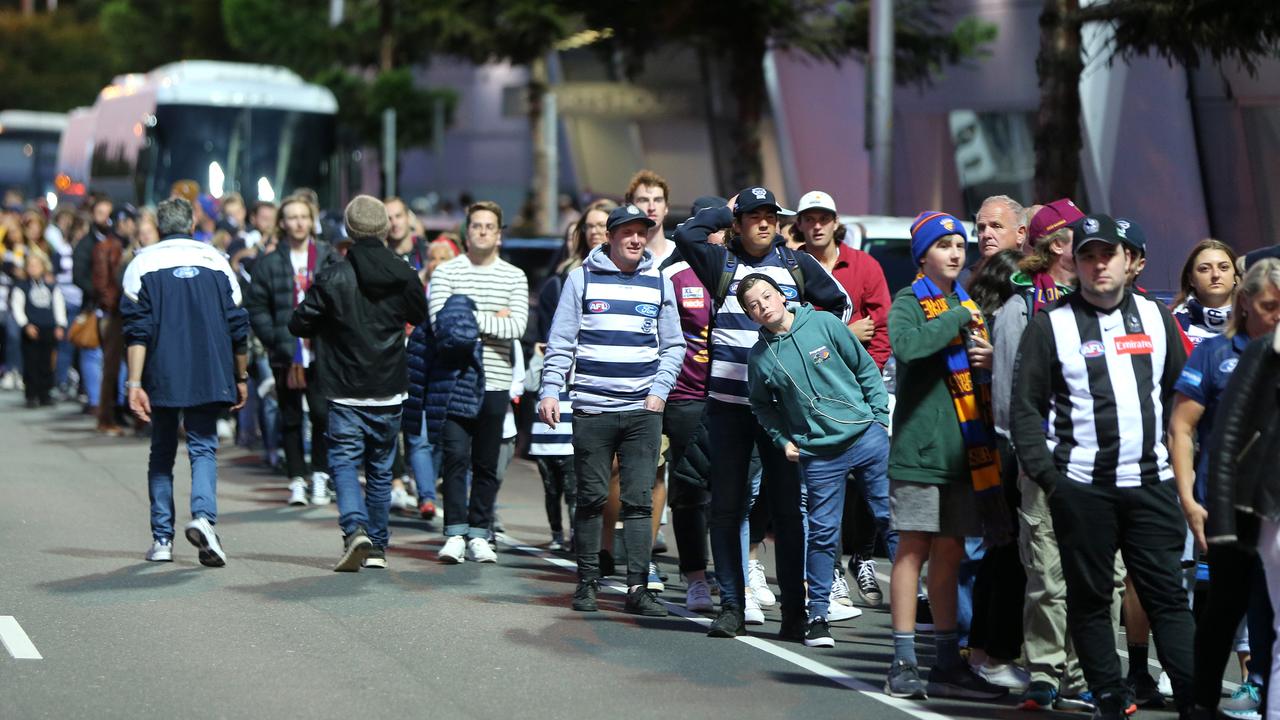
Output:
[68, 310, 100, 349]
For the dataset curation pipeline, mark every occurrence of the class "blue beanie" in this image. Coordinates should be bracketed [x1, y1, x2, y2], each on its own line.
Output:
[910, 211, 966, 265]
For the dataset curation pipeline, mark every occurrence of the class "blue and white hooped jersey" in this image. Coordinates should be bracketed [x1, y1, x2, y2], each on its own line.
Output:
[710, 250, 801, 405]
[571, 267, 665, 407]
[529, 390, 573, 456]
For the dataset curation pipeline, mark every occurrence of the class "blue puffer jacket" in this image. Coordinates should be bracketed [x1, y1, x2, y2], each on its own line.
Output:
[405, 293, 485, 436]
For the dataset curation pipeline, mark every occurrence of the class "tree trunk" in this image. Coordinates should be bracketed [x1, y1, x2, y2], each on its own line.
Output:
[378, 0, 395, 198]
[726, 36, 769, 191]
[1034, 0, 1083, 202]
[528, 57, 551, 235]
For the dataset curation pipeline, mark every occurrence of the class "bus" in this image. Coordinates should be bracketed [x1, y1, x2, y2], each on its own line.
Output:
[0, 110, 67, 204]
[57, 61, 338, 209]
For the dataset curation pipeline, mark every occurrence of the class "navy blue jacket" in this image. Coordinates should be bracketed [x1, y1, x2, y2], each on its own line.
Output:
[407, 293, 485, 437]
[121, 236, 249, 408]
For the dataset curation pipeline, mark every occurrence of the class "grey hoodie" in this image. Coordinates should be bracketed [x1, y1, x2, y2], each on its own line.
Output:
[540, 244, 685, 413]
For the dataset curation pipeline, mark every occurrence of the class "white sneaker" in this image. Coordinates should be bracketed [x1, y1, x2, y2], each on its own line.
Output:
[747, 559, 776, 608]
[466, 537, 497, 563]
[310, 472, 330, 506]
[0, 371, 16, 390]
[1156, 671, 1172, 699]
[287, 477, 308, 506]
[686, 578, 714, 612]
[439, 535, 466, 564]
[216, 418, 234, 441]
[183, 517, 226, 567]
[977, 661, 1031, 692]
[390, 486, 414, 512]
[744, 590, 766, 625]
[831, 566, 854, 607]
[145, 538, 173, 562]
[827, 601, 863, 623]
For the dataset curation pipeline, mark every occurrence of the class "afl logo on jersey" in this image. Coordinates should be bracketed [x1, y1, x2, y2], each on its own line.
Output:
[173, 266, 201, 279]
[635, 303, 660, 318]
[587, 300, 610, 313]
[1080, 340, 1105, 358]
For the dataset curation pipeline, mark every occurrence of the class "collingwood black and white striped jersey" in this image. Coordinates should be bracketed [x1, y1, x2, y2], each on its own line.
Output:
[1010, 291, 1188, 488]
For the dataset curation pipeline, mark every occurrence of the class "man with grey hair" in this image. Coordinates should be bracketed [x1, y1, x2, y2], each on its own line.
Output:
[975, 195, 1028, 258]
[122, 198, 250, 567]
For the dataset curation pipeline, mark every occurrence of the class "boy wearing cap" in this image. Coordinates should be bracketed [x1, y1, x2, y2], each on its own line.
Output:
[289, 195, 428, 572]
[1011, 214, 1194, 719]
[539, 203, 685, 617]
[674, 187, 851, 639]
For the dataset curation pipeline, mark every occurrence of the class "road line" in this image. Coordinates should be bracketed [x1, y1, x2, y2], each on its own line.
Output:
[496, 534, 956, 720]
[0, 616, 43, 659]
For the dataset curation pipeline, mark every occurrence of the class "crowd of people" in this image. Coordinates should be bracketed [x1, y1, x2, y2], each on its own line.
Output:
[6, 166, 1280, 720]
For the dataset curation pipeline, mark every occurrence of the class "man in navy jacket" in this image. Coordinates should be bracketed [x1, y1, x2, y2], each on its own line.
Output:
[123, 197, 250, 567]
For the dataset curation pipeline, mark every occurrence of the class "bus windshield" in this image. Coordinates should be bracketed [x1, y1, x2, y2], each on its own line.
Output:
[0, 131, 60, 200]
[144, 105, 334, 207]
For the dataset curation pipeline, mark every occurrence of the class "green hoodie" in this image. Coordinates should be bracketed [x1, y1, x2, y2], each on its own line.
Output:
[747, 303, 890, 457]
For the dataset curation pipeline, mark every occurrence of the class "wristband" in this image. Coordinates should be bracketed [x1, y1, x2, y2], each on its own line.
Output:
[125, 381, 143, 389]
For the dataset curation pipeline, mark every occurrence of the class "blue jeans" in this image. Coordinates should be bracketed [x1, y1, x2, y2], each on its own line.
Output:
[327, 403, 402, 548]
[404, 417, 438, 502]
[707, 400, 805, 613]
[148, 404, 221, 542]
[56, 301, 79, 385]
[80, 346, 103, 406]
[958, 537, 986, 645]
[4, 312, 22, 372]
[799, 423, 890, 619]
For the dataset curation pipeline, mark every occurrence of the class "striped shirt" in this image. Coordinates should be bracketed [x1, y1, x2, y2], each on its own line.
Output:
[428, 254, 529, 392]
[1011, 291, 1188, 488]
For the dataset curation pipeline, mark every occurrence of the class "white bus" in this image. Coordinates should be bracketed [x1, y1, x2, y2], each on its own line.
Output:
[0, 110, 67, 204]
[57, 61, 338, 208]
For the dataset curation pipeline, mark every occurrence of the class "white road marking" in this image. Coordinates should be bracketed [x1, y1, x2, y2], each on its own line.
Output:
[0, 616, 43, 659]
[495, 534, 956, 720]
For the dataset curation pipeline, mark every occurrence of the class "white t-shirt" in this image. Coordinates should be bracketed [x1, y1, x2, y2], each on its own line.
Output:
[290, 247, 313, 366]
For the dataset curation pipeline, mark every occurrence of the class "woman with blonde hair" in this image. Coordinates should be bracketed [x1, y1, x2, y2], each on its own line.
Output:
[1172, 239, 1238, 348]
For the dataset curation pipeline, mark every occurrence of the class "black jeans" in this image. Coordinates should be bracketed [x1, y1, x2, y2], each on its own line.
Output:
[440, 390, 508, 539]
[969, 458, 1026, 661]
[535, 456, 575, 535]
[664, 399, 709, 574]
[20, 328, 56, 402]
[273, 365, 329, 478]
[1048, 477, 1194, 709]
[1193, 543, 1274, 710]
[573, 408, 662, 587]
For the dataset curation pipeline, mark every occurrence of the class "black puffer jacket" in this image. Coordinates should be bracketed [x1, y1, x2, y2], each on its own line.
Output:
[288, 238, 427, 400]
[1206, 331, 1280, 547]
[245, 241, 338, 365]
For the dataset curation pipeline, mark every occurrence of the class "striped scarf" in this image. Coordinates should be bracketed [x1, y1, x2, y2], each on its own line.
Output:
[912, 273, 1012, 544]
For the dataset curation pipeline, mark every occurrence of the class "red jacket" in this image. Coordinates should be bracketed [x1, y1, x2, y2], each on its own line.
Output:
[803, 243, 892, 368]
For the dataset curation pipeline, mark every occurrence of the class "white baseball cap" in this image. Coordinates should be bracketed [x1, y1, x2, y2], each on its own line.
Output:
[796, 190, 837, 215]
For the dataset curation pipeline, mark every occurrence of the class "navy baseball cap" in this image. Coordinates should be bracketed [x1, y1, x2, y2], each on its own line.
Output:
[1071, 214, 1127, 255]
[606, 203, 657, 232]
[734, 186, 794, 216]
[689, 195, 727, 220]
[1115, 217, 1146, 256]
[115, 203, 139, 224]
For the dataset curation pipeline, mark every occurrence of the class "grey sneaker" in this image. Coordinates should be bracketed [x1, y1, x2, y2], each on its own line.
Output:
[183, 517, 226, 567]
[1221, 681, 1262, 720]
[145, 538, 173, 562]
[885, 660, 927, 699]
[362, 546, 387, 569]
[334, 528, 372, 572]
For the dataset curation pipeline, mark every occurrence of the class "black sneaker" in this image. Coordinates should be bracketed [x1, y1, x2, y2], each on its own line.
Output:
[362, 546, 387, 569]
[572, 579, 599, 612]
[804, 617, 835, 648]
[624, 586, 668, 617]
[598, 548, 616, 577]
[852, 555, 884, 606]
[926, 664, 1010, 700]
[707, 607, 745, 638]
[1094, 690, 1139, 719]
[778, 611, 807, 642]
[334, 528, 372, 572]
[1127, 673, 1164, 709]
[885, 659, 928, 699]
[915, 594, 934, 631]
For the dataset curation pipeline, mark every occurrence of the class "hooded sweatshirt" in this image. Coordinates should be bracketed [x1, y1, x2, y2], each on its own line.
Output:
[540, 244, 685, 413]
[748, 303, 889, 457]
[289, 237, 428, 400]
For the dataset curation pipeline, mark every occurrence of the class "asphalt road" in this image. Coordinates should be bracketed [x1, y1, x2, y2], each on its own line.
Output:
[0, 398, 1193, 719]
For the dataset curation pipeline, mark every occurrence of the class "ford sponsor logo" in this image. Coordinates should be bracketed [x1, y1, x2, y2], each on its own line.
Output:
[1219, 358, 1238, 373]
[635, 303, 659, 318]
[587, 300, 610, 313]
[173, 266, 200, 279]
[781, 285, 799, 299]
[1080, 340, 1105, 358]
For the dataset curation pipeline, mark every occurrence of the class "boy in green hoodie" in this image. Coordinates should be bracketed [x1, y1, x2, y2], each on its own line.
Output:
[741, 273, 890, 648]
